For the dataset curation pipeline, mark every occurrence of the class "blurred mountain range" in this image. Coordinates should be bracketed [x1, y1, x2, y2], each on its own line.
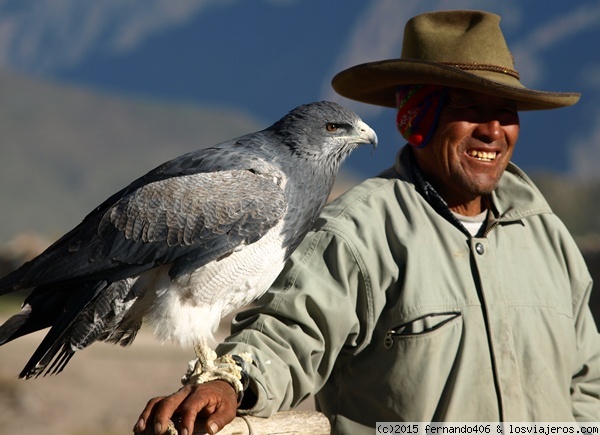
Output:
[0, 70, 265, 242]
[0, 70, 361, 246]
[0, 0, 599, 246]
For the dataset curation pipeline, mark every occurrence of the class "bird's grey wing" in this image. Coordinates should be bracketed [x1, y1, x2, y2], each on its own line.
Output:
[101, 168, 288, 280]
[1, 169, 287, 290]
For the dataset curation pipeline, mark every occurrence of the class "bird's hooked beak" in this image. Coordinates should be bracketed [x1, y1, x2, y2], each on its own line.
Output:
[356, 120, 378, 151]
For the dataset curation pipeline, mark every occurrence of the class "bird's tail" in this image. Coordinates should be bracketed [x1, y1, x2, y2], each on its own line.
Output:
[0, 280, 105, 378]
[0, 305, 34, 344]
[5, 277, 145, 379]
[0, 264, 32, 297]
[0, 285, 86, 346]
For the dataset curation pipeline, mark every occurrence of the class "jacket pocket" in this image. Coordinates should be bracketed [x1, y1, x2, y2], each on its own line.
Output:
[384, 312, 461, 349]
[374, 311, 465, 420]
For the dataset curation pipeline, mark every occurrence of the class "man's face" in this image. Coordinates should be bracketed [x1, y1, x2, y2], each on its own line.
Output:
[412, 89, 520, 214]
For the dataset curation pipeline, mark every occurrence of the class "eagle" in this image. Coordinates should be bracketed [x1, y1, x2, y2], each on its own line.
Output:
[0, 101, 377, 379]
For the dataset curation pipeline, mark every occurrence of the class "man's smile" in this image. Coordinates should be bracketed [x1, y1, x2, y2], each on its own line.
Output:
[467, 149, 498, 162]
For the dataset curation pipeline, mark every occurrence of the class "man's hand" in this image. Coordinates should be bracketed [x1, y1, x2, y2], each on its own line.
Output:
[133, 380, 238, 435]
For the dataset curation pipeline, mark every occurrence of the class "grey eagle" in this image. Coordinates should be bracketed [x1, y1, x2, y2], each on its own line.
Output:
[0, 101, 377, 379]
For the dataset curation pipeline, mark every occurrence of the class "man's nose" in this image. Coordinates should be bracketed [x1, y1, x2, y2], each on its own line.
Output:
[473, 119, 503, 143]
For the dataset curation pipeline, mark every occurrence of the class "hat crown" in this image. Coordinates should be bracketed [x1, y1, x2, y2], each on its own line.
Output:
[402, 10, 516, 75]
[330, 9, 580, 111]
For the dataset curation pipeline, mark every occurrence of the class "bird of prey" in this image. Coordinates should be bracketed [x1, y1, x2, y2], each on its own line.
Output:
[0, 101, 377, 379]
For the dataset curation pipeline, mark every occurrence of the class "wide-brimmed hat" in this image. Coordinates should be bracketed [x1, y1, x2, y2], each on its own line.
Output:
[332, 10, 580, 111]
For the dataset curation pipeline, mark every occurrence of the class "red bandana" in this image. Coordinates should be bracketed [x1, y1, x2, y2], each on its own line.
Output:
[396, 85, 447, 148]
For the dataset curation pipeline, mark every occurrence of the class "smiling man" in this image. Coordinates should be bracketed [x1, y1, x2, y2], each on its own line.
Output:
[136, 10, 600, 435]
[409, 89, 520, 216]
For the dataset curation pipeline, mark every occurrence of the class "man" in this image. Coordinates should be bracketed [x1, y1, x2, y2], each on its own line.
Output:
[135, 10, 600, 434]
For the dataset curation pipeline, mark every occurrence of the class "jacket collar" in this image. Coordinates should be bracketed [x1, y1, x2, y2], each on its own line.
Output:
[391, 146, 552, 232]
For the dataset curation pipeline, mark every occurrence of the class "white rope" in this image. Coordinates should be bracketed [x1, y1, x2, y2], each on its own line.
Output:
[181, 344, 253, 397]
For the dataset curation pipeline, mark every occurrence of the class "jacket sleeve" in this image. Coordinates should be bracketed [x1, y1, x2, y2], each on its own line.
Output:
[571, 277, 600, 421]
[215, 226, 375, 417]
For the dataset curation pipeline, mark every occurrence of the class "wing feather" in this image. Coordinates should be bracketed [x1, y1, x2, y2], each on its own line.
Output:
[0, 168, 287, 293]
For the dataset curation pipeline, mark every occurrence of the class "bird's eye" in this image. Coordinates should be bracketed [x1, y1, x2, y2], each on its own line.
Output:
[326, 123, 338, 132]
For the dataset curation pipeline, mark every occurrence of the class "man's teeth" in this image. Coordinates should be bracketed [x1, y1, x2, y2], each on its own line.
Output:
[468, 150, 497, 161]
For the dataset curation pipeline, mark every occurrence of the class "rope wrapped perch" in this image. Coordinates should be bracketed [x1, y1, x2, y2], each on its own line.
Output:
[142, 346, 330, 434]
[155, 410, 331, 435]
[141, 346, 331, 435]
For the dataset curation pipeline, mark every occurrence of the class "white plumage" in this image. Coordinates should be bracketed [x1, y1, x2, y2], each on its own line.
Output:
[145, 219, 287, 347]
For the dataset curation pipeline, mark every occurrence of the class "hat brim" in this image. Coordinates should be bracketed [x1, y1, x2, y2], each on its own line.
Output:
[332, 59, 580, 111]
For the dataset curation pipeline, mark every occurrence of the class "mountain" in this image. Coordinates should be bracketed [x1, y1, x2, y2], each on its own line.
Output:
[0, 0, 598, 180]
[0, 70, 264, 243]
[0, 70, 361, 246]
[0, 0, 599, 246]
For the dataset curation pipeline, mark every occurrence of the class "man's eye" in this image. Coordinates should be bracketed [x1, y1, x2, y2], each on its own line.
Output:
[326, 123, 339, 132]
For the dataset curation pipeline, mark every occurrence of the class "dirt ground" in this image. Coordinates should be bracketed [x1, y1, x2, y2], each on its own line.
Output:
[0, 316, 314, 435]
[0, 323, 195, 435]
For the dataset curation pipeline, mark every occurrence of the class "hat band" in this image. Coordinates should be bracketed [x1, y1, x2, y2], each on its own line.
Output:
[440, 62, 520, 80]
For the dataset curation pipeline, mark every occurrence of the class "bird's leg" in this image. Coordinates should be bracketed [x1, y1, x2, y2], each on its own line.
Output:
[181, 343, 214, 385]
[181, 345, 253, 400]
[196, 343, 217, 366]
[191, 343, 218, 384]
[171, 346, 253, 435]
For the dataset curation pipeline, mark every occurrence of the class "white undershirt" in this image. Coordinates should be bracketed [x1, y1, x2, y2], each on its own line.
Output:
[452, 210, 488, 237]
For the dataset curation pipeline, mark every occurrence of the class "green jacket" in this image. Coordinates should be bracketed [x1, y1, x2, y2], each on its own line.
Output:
[217, 146, 600, 432]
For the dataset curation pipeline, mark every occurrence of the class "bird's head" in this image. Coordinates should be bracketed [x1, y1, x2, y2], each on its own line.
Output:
[268, 101, 378, 169]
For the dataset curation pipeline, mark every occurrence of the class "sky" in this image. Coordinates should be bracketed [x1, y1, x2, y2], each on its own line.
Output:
[320, 0, 600, 179]
[0, 0, 598, 179]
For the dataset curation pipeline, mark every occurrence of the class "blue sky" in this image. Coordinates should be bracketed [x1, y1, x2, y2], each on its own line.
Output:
[0, 0, 599, 179]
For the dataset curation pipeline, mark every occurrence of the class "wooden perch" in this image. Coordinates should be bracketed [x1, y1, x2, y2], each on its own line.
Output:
[141, 410, 330, 435]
